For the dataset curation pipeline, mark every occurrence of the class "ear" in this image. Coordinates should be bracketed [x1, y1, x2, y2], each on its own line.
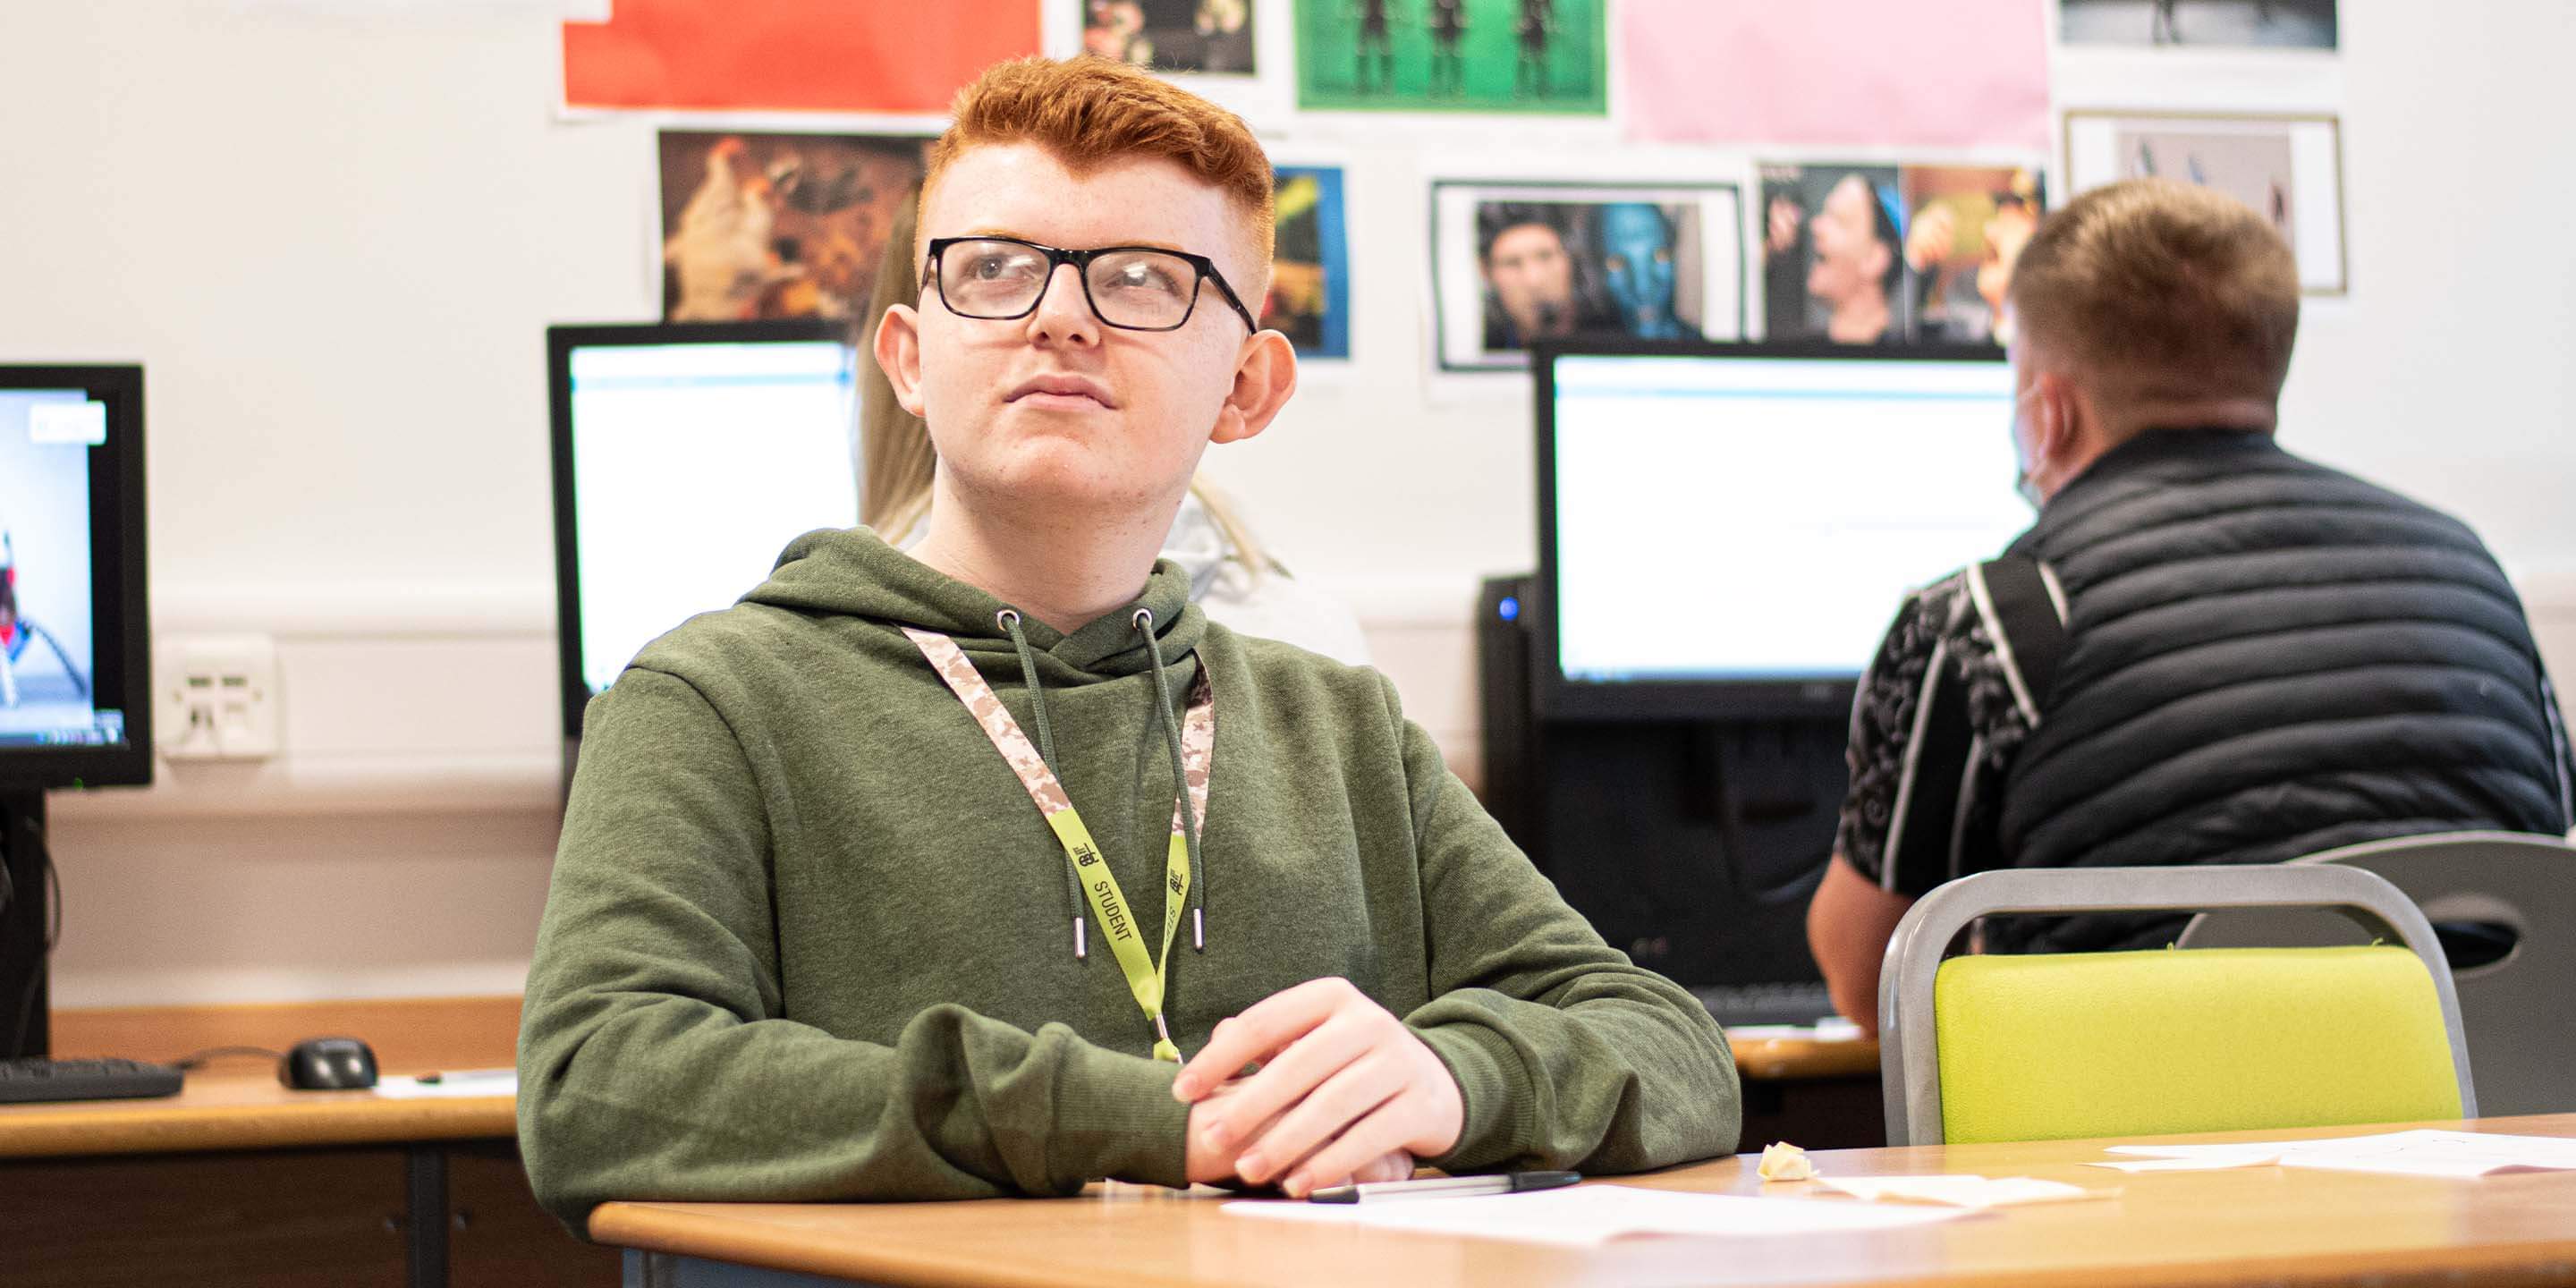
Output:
[1209, 330, 1298, 446]
[874, 302, 928, 419]
[2030, 369, 2080, 462]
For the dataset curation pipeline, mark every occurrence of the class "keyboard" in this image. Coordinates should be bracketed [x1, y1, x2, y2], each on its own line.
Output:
[0, 1057, 184, 1105]
[1691, 981, 1840, 1029]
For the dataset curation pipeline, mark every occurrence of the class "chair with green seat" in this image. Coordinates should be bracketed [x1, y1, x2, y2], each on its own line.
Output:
[1877, 865, 2477, 1147]
[2175, 831, 2576, 1116]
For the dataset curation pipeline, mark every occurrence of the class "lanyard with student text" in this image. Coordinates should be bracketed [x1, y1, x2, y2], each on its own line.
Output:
[905, 627, 1214, 1062]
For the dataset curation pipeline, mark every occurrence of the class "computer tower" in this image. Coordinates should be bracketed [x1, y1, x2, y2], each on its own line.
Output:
[1475, 574, 1538, 854]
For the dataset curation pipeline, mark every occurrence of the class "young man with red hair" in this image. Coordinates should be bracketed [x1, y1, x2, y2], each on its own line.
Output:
[519, 57, 1736, 1229]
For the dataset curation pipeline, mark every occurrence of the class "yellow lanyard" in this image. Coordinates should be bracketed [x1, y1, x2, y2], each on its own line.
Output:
[906, 628, 1214, 1062]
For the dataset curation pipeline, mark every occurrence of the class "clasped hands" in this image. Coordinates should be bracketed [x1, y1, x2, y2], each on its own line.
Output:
[1173, 977, 1465, 1198]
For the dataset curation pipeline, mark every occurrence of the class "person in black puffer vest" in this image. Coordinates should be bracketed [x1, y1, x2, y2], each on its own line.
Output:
[1807, 179, 2576, 1034]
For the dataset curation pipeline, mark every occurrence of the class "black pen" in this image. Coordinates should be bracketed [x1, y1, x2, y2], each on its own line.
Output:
[1308, 1171, 1581, 1204]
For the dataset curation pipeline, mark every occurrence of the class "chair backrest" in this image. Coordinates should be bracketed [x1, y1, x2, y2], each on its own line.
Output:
[1878, 865, 2477, 1146]
[2179, 831, 2576, 1116]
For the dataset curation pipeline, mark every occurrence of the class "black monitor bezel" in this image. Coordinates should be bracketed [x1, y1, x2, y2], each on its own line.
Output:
[547, 319, 854, 741]
[1530, 337, 2010, 723]
[0, 365, 152, 789]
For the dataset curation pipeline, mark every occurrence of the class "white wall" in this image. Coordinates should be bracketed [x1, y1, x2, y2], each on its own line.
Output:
[5, 2, 2571, 1007]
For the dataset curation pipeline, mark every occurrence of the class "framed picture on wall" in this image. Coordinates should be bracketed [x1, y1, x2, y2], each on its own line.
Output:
[657, 130, 931, 323]
[2063, 110, 2346, 295]
[1267, 165, 1352, 360]
[1431, 180, 1745, 373]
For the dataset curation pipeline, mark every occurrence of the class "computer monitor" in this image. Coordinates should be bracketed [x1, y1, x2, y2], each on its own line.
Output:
[1, 364, 152, 1057]
[1534, 340, 2030, 720]
[547, 321, 860, 743]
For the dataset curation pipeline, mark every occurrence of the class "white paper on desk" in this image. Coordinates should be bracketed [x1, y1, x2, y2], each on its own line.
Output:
[2103, 1130, 2576, 1178]
[1724, 1018, 1866, 1042]
[2089, 1150, 2281, 1173]
[373, 1072, 518, 1099]
[1223, 1185, 1966, 1248]
[1814, 1175, 2105, 1208]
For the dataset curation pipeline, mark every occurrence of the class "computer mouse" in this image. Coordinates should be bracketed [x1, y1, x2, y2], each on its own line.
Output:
[279, 1037, 379, 1090]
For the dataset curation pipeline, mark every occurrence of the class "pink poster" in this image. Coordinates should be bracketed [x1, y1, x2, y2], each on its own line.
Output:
[1621, 0, 2050, 152]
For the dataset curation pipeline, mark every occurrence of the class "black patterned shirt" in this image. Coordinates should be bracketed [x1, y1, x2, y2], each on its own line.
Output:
[1833, 570, 2037, 897]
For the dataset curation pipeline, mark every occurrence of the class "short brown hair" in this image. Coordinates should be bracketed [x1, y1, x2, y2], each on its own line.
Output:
[2008, 179, 2301, 402]
[921, 56, 1275, 264]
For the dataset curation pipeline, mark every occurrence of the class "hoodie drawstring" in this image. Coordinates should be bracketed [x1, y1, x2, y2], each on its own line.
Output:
[1134, 609, 1208, 952]
[999, 609, 1089, 960]
[997, 606, 1208, 961]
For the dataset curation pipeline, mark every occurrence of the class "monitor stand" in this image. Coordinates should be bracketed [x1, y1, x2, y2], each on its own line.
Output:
[0, 790, 47, 1058]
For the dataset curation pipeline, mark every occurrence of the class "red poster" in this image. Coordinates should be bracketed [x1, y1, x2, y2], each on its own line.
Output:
[564, 0, 1043, 115]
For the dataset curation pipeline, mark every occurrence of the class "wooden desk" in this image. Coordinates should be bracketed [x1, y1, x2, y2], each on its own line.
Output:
[597, 1114, 2576, 1288]
[0, 1068, 513, 1159]
[1732, 1028, 1884, 1151]
[2, 996, 613, 1288]
[1730, 1030, 1878, 1081]
[4, 996, 1872, 1286]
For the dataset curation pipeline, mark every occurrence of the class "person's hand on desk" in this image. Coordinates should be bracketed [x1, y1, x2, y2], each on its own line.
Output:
[1174, 977, 1464, 1198]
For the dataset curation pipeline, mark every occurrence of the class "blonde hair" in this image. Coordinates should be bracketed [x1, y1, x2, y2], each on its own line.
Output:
[855, 182, 1272, 574]
[923, 55, 1275, 263]
[858, 184, 935, 530]
[2007, 178, 2301, 403]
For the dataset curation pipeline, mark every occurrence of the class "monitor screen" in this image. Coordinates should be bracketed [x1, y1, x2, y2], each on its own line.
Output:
[0, 366, 149, 787]
[1537, 343, 2031, 718]
[549, 322, 858, 739]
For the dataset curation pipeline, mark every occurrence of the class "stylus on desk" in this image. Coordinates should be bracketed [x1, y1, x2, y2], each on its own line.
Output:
[1308, 1171, 1580, 1204]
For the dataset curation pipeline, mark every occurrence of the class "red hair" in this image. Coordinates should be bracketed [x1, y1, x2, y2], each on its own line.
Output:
[922, 56, 1275, 262]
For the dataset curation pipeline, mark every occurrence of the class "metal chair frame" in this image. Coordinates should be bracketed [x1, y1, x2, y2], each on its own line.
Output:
[1877, 864, 2478, 1146]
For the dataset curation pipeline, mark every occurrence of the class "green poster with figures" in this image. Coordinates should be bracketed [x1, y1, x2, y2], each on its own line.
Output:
[1295, 0, 1606, 114]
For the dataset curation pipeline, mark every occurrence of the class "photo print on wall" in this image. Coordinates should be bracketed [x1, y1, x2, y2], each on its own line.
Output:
[2059, 0, 2336, 50]
[1298, 0, 1606, 114]
[1266, 165, 1352, 360]
[657, 131, 929, 323]
[1431, 180, 1744, 372]
[2064, 110, 2346, 293]
[1083, 0, 1258, 74]
[1761, 163, 2046, 346]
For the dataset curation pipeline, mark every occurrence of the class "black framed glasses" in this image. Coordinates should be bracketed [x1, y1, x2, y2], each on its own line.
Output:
[924, 236, 1260, 335]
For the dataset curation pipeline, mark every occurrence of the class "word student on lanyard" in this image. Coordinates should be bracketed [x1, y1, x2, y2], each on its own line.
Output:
[907, 614, 1214, 1062]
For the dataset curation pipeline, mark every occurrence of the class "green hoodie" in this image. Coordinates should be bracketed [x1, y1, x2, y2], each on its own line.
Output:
[518, 529, 1740, 1231]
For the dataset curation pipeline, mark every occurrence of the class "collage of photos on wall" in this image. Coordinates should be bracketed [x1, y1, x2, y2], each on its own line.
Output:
[579, 0, 2351, 378]
[1431, 181, 1743, 373]
[1759, 164, 2046, 347]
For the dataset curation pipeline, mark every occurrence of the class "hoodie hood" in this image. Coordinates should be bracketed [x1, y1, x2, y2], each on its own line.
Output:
[745, 526, 1208, 682]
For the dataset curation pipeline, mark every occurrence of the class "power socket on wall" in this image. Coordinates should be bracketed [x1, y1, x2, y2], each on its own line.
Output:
[159, 635, 282, 761]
